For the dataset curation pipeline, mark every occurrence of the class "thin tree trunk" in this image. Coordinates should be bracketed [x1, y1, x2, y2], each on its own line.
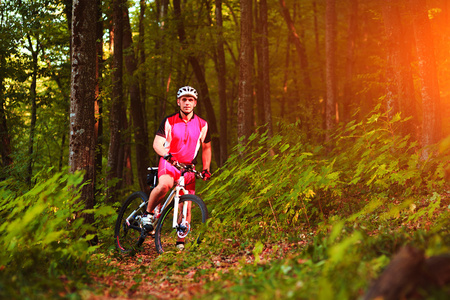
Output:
[107, 0, 125, 203]
[409, 0, 442, 158]
[313, 0, 324, 84]
[281, 34, 291, 121]
[95, 0, 103, 196]
[124, 6, 150, 192]
[255, 0, 265, 131]
[238, 0, 253, 147]
[26, 34, 39, 186]
[278, 0, 312, 99]
[260, 0, 273, 141]
[173, 0, 221, 165]
[0, 53, 12, 168]
[215, 0, 228, 166]
[139, 0, 147, 112]
[342, 0, 358, 123]
[121, 109, 132, 187]
[157, 0, 169, 125]
[382, 1, 417, 139]
[70, 0, 97, 225]
[325, 0, 337, 140]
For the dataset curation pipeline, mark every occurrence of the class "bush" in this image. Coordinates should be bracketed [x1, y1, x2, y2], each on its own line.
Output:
[201, 106, 449, 246]
[0, 170, 104, 298]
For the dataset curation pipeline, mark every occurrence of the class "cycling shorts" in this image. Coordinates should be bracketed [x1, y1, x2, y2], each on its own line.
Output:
[158, 157, 196, 194]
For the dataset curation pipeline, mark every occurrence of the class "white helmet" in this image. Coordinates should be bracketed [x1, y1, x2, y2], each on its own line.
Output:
[177, 86, 198, 100]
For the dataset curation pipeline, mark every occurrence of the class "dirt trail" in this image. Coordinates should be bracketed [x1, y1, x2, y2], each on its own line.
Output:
[87, 240, 205, 299]
[86, 238, 304, 299]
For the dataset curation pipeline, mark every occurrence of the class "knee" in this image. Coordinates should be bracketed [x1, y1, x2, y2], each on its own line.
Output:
[156, 182, 171, 194]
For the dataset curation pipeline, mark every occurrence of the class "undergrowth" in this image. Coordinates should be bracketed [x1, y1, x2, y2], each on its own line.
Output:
[0, 107, 449, 299]
[197, 108, 450, 298]
[0, 169, 115, 299]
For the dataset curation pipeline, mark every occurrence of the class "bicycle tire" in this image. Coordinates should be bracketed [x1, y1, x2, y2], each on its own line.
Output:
[154, 194, 208, 254]
[114, 191, 149, 252]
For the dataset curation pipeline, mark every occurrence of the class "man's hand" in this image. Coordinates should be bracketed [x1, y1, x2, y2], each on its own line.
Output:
[201, 169, 211, 181]
[163, 153, 175, 164]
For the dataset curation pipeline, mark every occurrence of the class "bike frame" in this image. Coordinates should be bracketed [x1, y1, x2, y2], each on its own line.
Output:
[125, 167, 190, 231]
[171, 173, 189, 229]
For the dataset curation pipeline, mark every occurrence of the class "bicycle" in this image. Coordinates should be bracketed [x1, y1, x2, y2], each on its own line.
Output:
[114, 162, 209, 254]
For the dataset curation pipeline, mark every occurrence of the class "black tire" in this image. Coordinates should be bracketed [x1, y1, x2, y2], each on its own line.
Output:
[114, 191, 149, 252]
[154, 194, 208, 254]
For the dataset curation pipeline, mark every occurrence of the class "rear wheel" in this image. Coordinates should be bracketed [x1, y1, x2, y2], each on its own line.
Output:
[114, 191, 149, 252]
[154, 194, 208, 254]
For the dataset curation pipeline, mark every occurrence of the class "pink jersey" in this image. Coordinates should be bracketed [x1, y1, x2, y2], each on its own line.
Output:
[156, 112, 211, 164]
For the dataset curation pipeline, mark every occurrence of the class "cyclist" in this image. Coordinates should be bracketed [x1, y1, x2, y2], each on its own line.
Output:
[142, 86, 211, 250]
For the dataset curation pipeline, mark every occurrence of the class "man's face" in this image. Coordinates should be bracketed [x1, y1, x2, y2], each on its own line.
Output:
[177, 96, 197, 115]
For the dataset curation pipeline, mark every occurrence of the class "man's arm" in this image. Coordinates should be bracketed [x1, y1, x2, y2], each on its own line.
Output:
[202, 141, 212, 171]
[153, 135, 168, 157]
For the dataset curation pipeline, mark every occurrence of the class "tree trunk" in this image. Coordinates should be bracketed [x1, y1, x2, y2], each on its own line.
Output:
[0, 53, 12, 168]
[382, 1, 417, 139]
[157, 0, 169, 126]
[255, 0, 265, 131]
[281, 34, 291, 121]
[70, 0, 97, 224]
[238, 0, 253, 147]
[138, 0, 147, 112]
[409, 0, 442, 159]
[173, 0, 221, 166]
[95, 0, 103, 197]
[325, 0, 337, 140]
[278, 0, 312, 99]
[260, 0, 273, 141]
[124, 6, 150, 193]
[215, 0, 228, 166]
[26, 34, 39, 186]
[107, 0, 125, 203]
[342, 0, 358, 123]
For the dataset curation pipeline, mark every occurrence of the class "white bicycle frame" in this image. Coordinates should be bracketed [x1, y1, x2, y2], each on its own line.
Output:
[172, 175, 190, 229]
[157, 172, 190, 230]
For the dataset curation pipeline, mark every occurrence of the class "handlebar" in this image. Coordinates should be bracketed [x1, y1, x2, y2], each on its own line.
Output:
[172, 161, 204, 179]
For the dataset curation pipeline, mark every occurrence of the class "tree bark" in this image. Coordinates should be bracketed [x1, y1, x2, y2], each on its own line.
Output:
[281, 34, 291, 121]
[260, 0, 273, 141]
[107, 0, 125, 203]
[138, 0, 147, 112]
[95, 0, 103, 197]
[0, 54, 12, 168]
[278, 0, 312, 99]
[70, 0, 97, 223]
[342, 0, 358, 123]
[25, 32, 39, 186]
[325, 0, 337, 140]
[382, 1, 417, 139]
[255, 0, 265, 131]
[238, 0, 253, 147]
[409, 0, 442, 158]
[215, 0, 228, 166]
[157, 0, 169, 126]
[124, 7, 150, 192]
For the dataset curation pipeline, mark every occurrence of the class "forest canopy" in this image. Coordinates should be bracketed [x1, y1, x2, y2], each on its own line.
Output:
[1, 0, 449, 188]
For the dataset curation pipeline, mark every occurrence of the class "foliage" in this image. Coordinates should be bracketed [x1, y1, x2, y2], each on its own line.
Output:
[0, 169, 115, 299]
[193, 108, 450, 299]
[202, 107, 449, 243]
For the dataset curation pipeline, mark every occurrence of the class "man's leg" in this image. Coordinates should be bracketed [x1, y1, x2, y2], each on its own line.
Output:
[146, 174, 174, 213]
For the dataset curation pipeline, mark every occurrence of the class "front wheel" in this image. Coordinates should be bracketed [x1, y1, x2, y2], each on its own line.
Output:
[154, 194, 208, 254]
[114, 191, 149, 252]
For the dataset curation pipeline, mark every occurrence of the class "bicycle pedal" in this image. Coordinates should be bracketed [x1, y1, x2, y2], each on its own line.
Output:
[143, 224, 154, 233]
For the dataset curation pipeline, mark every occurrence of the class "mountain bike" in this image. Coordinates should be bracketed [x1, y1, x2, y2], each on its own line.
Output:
[114, 162, 208, 254]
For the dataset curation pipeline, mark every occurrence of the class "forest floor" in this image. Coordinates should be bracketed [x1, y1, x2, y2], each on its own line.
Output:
[85, 238, 306, 300]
